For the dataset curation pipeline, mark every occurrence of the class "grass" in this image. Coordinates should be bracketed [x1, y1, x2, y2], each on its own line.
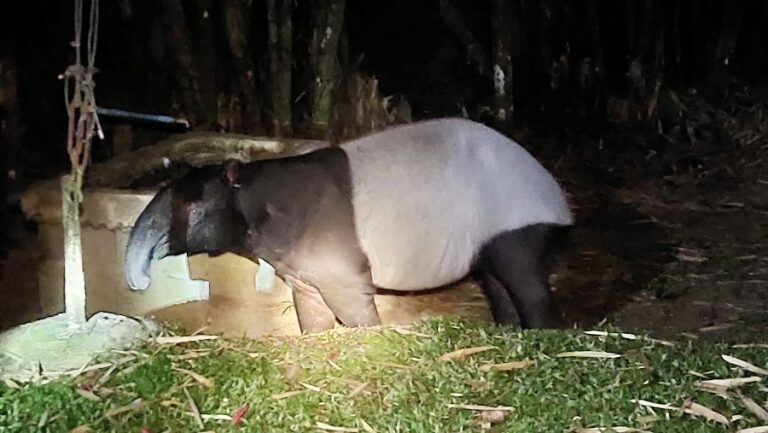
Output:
[0, 318, 767, 433]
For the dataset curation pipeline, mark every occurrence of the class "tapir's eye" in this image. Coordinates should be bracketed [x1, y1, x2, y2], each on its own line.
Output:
[188, 207, 203, 222]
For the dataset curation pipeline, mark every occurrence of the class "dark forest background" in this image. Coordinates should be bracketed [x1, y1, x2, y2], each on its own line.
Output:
[0, 0, 766, 195]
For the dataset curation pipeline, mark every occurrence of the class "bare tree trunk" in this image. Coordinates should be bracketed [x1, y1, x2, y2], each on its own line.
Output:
[267, 0, 294, 136]
[539, 0, 554, 83]
[193, 0, 218, 121]
[309, 0, 346, 138]
[438, 0, 490, 77]
[156, 0, 208, 128]
[625, 0, 635, 56]
[0, 45, 21, 172]
[491, 0, 514, 132]
[646, 9, 665, 120]
[586, 0, 607, 114]
[671, 0, 682, 87]
[626, 0, 654, 120]
[707, 0, 750, 99]
[223, 0, 264, 134]
[0, 44, 21, 237]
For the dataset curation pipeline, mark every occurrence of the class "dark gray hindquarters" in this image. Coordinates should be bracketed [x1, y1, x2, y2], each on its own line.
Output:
[474, 223, 567, 329]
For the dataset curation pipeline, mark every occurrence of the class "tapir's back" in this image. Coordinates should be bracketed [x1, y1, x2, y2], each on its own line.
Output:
[340, 118, 572, 291]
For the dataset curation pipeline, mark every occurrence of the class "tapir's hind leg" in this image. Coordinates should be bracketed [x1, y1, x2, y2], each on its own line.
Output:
[480, 224, 563, 329]
[471, 269, 520, 325]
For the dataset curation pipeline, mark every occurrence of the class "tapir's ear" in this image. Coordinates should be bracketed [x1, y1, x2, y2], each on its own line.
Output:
[162, 158, 194, 181]
[222, 159, 243, 187]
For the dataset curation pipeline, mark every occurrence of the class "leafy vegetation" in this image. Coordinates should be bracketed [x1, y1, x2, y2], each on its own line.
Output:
[1, 318, 766, 433]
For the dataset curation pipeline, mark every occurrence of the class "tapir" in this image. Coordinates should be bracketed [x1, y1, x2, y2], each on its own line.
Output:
[123, 118, 573, 333]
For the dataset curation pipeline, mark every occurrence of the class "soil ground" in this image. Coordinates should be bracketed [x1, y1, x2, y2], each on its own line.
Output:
[552, 158, 768, 344]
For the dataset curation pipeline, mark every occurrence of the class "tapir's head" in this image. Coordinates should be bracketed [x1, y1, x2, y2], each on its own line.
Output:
[123, 160, 247, 290]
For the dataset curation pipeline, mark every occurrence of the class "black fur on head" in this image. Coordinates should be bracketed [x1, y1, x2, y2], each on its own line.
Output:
[165, 160, 248, 257]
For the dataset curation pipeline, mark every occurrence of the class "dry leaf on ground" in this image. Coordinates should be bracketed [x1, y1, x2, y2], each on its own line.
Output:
[359, 418, 376, 433]
[476, 410, 507, 424]
[446, 403, 515, 411]
[154, 335, 219, 344]
[316, 421, 359, 432]
[682, 400, 730, 425]
[737, 394, 768, 422]
[437, 346, 497, 362]
[75, 388, 101, 401]
[556, 351, 621, 359]
[231, 402, 250, 426]
[173, 368, 214, 389]
[722, 355, 768, 376]
[271, 389, 311, 400]
[478, 359, 536, 372]
[736, 427, 768, 433]
[576, 428, 651, 433]
[695, 376, 763, 395]
[104, 399, 147, 418]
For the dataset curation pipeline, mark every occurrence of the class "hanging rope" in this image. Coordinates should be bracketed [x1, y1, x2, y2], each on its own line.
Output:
[60, 0, 102, 201]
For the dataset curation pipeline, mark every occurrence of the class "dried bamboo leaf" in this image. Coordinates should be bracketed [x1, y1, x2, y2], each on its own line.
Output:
[631, 399, 679, 411]
[169, 351, 213, 361]
[104, 399, 147, 418]
[271, 389, 311, 400]
[722, 355, 768, 376]
[583, 330, 639, 340]
[556, 351, 621, 359]
[154, 335, 219, 344]
[738, 394, 768, 422]
[370, 361, 415, 370]
[446, 403, 515, 411]
[576, 428, 651, 433]
[316, 421, 359, 432]
[476, 410, 508, 424]
[187, 413, 232, 421]
[347, 382, 369, 399]
[183, 387, 204, 429]
[682, 400, 730, 425]
[75, 388, 101, 402]
[174, 368, 214, 389]
[437, 345, 497, 362]
[696, 376, 762, 394]
[391, 326, 432, 338]
[359, 418, 376, 433]
[3, 377, 20, 388]
[300, 382, 322, 392]
[736, 427, 768, 433]
[478, 358, 536, 372]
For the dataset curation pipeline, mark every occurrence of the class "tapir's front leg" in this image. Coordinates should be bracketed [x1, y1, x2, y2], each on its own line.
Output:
[319, 281, 381, 328]
[284, 275, 337, 333]
[286, 273, 381, 332]
[300, 270, 381, 329]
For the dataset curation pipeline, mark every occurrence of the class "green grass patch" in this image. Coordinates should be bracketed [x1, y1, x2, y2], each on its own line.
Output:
[1, 318, 767, 432]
